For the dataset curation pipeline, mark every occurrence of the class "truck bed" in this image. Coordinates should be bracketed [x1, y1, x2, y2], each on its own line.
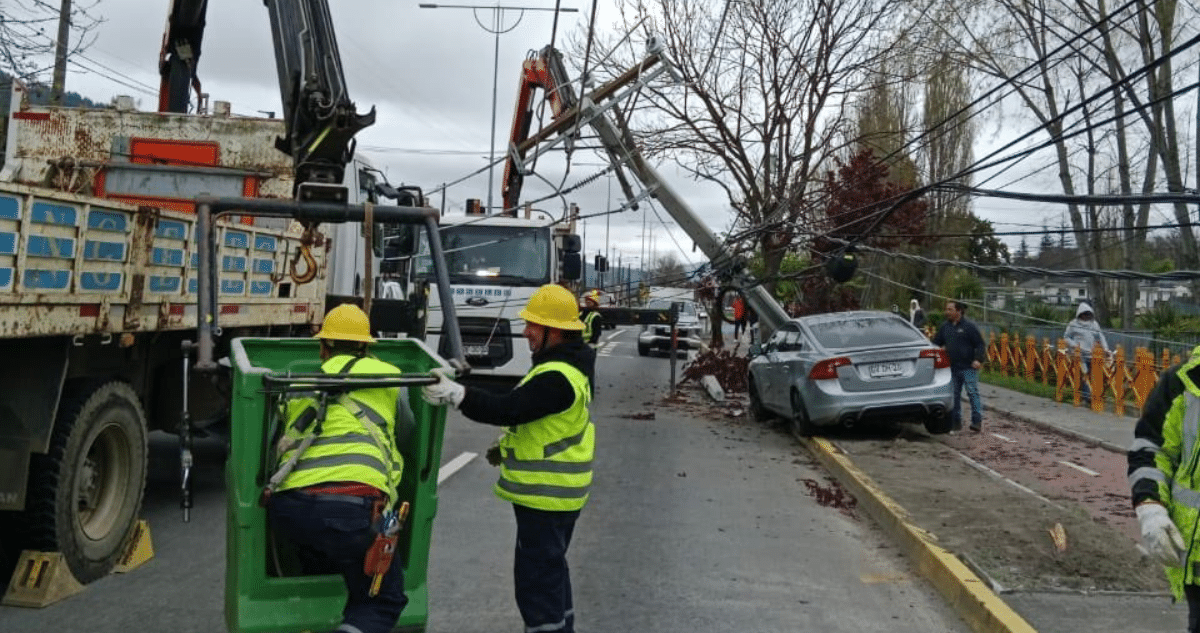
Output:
[0, 181, 326, 338]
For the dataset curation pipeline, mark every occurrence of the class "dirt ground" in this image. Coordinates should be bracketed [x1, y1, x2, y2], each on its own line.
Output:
[669, 382, 1169, 595]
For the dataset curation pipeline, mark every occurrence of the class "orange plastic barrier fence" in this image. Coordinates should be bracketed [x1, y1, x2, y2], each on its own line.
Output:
[982, 332, 1184, 417]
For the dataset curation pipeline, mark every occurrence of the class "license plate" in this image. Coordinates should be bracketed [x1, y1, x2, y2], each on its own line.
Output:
[868, 361, 903, 377]
[463, 345, 490, 357]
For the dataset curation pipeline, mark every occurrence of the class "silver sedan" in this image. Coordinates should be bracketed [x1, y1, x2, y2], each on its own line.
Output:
[747, 311, 953, 436]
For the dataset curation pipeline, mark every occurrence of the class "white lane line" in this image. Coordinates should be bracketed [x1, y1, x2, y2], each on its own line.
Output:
[954, 452, 1067, 511]
[438, 451, 477, 484]
[989, 433, 1016, 443]
[1057, 460, 1100, 476]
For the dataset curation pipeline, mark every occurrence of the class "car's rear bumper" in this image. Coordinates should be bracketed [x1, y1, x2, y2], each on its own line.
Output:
[802, 382, 952, 427]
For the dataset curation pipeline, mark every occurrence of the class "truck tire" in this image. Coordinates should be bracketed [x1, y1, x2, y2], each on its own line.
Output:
[26, 381, 148, 583]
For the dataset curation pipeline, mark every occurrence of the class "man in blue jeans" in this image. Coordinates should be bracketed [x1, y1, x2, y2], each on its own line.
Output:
[932, 300, 987, 432]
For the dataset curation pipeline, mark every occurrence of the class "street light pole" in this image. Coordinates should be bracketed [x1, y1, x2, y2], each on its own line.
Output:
[419, 3, 577, 213]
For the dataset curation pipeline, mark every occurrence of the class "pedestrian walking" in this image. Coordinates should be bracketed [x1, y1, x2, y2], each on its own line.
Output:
[1064, 302, 1110, 400]
[265, 303, 410, 633]
[932, 300, 986, 433]
[732, 295, 747, 340]
[909, 299, 926, 329]
[1129, 345, 1200, 630]
[421, 284, 595, 633]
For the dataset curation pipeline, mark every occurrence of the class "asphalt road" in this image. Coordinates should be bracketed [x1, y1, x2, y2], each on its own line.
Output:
[0, 326, 971, 633]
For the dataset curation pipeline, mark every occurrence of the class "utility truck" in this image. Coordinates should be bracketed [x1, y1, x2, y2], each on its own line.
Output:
[411, 200, 581, 384]
[0, 0, 440, 587]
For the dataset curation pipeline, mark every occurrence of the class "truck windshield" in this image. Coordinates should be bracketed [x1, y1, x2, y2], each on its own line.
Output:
[413, 224, 551, 285]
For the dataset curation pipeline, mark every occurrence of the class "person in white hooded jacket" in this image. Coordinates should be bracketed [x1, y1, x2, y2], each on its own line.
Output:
[1064, 302, 1110, 398]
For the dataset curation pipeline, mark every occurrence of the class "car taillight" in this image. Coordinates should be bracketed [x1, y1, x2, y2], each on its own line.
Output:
[809, 357, 851, 380]
[920, 348, 950, 369]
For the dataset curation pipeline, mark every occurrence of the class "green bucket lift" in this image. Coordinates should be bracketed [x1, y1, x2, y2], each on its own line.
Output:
[225, 337, 449, 633]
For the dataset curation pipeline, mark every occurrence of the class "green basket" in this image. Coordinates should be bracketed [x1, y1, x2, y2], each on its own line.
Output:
[225, 337, 449, 633]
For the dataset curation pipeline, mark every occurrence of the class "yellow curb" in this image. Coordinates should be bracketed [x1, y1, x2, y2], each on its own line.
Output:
[804, 436, 1038, 633]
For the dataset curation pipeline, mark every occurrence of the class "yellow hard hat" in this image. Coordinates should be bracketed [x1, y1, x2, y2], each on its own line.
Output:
[315, 303, 376, 343]
[520, 284, 585, 331]
[584, 289, 601, 306]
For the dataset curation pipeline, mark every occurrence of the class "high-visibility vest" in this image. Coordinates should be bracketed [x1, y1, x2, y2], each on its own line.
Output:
[582, 311, 600, 345]
[494, 361, 594, 511]
[1141, 353, 1200, 599]
[275, 355, 405, 501]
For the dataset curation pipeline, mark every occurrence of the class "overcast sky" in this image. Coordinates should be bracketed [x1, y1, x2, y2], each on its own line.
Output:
[16, 0, 1156, 280]
[29, 0, 725, 277]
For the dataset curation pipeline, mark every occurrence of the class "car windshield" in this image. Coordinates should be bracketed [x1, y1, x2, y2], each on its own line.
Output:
[413, 225, 550, 285]
[806, 315, 925, 349]
[648, 299, 697, 317]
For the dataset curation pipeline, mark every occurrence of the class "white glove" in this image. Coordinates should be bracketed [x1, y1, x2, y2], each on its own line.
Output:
[1136, 502, 1186, 567]
[421, 369, 465, 408]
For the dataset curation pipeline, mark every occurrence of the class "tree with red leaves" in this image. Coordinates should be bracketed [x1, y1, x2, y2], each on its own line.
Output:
[793, 148, 929, 315]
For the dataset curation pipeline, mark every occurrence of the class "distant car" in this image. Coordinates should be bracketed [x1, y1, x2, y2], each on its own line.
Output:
[746, 311, 953, 436]
[638, 298, 706, 356]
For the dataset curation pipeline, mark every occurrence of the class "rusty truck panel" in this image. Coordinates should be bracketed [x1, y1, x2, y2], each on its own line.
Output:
[0, 181, 326, 338]
[2, 83, 293, 202]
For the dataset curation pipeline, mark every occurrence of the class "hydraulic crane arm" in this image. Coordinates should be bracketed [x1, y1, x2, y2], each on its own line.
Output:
[500, 46, 577, 214]
[264, 0, 376, 202]
[158, 0, 209, 113]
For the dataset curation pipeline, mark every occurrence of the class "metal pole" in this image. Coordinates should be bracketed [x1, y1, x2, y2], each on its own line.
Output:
[486, 8, 500, 213]
[50, 0, 72, 105]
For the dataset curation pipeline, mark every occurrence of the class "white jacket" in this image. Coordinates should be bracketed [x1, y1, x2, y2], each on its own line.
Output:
[1063, 303, 1109, 359]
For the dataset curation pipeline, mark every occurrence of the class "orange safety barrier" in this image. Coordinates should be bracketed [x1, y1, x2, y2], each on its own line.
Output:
[979, 331, 1191, 418]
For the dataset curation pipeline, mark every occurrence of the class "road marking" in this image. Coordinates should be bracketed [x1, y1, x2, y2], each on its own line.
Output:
[1057, 460, 1099, 476]
[954, 451, 1067, 511]
[438, 451, 477, 484]
[989, 433, 1016, 443]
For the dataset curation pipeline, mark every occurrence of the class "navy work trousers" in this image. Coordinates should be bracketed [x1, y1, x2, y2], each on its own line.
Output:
[268, 490, 407, 633]
[513, 504, 581, 633]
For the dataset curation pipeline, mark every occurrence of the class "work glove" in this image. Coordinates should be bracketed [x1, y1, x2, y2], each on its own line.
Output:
[485, 443, 502, 467]
[421, 368, 465, 409]
[1136, 501, 1187, 567]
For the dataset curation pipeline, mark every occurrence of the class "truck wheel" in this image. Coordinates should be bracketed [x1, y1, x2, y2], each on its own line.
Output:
[637, 342, 650, 356]
[26, 381, 148, 583]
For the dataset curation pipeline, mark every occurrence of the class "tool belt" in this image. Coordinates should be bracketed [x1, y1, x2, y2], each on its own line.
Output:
[364, 500, 410, 596]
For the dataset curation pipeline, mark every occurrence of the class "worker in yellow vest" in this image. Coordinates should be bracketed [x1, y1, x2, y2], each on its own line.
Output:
[422, 284, 595, 633]
[266, 303, 409, 633]
[579, 289, 603, 349]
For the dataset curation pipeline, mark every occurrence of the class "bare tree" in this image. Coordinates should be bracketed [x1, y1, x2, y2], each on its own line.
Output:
[0, 0, 103, 88]
[649, 252, 686, 286]
[932, 0, 1200, 325]
[573, 0, 931, 296]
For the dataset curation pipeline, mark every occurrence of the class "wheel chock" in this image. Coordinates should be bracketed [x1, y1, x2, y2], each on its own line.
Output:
[113, 519, 154, 573]
[2, 550, 84, 608]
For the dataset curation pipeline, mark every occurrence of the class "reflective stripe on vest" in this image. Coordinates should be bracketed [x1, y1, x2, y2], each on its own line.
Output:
[495, 360, 594, 511]
[582, 311, 599, 343]
[1161, 356, 1200, 596]
[275, 355, 404, 500]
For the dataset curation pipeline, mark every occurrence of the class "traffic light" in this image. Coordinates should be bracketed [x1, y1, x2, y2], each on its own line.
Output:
[594, 254, 608, 272]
